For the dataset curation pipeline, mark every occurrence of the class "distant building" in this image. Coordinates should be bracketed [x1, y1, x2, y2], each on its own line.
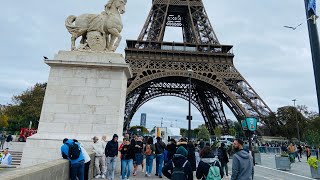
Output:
[140, 113, 147, 127]
[150, 126, 181, 144]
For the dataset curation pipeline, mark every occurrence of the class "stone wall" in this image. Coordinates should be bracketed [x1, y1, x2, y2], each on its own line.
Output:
[21, 51, 131, 167]
[0, 153, 94, 180]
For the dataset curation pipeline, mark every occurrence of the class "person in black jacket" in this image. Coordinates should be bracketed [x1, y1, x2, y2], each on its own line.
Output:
[162, 146, 193, 180]
[133, 136, 144, 176]
[166, 139, 177, 161]
[187, 142, 197, 171]
[105, 134, 119, 180]
[120, 138, 135, 180]
[196, 146, 223, 180]
[218, 143, 229, 177]
[177, 138, 197, 172]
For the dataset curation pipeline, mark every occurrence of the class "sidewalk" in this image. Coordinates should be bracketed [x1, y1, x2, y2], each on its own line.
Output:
[93, 161, 231, 180]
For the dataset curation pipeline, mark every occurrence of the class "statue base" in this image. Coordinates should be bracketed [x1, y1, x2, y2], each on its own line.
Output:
[20, 51, 132, 167]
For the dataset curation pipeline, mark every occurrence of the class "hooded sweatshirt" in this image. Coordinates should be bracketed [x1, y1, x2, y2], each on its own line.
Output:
[196, 154, 223, 180]
[231, 149, 254, 180]
[162, 154, 193, 180]
[92, 140, 105, 157]
[105, 134, 119, 157]
[61, 139, 84, 165]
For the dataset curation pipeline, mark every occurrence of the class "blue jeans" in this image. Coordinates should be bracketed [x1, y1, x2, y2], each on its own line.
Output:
[145, 155, 154, 175]
[121, 159, 133, 180]
[156, 153, 164, 176]
[70, 162, 84, 180]
[106, 156, 116, 179]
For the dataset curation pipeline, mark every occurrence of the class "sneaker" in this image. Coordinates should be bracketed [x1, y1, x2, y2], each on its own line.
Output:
[147, 174, 151, 177]
[155, 174, 158, 176]
[159, 175, 163, 178]
[142, 169, 145, 173]
[101, 174, 106, 179]
[145, 174, 148, 177]
[95, 175, 101, 179]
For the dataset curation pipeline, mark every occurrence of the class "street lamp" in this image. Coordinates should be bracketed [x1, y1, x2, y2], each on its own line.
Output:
[187, 69, 193, 142]
[304, 0, 320, 114]
[292, 99, 301, 144]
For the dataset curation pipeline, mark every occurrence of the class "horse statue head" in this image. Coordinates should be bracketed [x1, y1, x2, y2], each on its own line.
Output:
[105, 0, 127, 14]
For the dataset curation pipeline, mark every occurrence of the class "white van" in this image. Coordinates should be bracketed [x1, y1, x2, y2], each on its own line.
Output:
[219, 135, 235, 146]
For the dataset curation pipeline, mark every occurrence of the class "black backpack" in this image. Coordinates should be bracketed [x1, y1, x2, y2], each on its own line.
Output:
[67, 142, 81, 160]
[171, 160, 188, 180]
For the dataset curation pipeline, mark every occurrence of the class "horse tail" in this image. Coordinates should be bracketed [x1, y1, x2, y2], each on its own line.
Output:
[65, 15, 80, 35]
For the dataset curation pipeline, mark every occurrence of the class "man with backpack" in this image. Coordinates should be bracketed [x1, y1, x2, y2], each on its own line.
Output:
[231, 139, 254, 180]
[61, 138, 85, 180]
[196, 146, 223, 180]
[155, 137, 166, 178]
[162, 146, 193, 180]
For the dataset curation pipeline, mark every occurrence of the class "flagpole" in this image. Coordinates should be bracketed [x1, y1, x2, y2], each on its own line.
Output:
[304, 0, 320, 114]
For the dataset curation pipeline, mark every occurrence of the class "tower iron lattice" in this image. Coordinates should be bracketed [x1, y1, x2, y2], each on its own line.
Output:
[124, 0, 272, 134]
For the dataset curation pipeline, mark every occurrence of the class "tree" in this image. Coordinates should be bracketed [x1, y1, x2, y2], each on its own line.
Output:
[0, 113, 9, 130]
[214, 126, 222, 139]
[0, 105, 8, 130]
[5, 83, 46, 131]
[304, 115, 320, 147]
[229, 128, 236, 136]
[276, 106, 307, 140]
[197, 125, 210, 141]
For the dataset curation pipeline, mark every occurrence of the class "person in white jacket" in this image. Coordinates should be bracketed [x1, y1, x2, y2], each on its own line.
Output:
[75, 140, 91, 180]
[92, 136, 106, 179]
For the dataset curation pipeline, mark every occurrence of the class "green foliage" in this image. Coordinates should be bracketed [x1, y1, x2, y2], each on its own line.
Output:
[4, 83, 46, 131]
[280, 152, 289, 157]
[229, 128, 236, 137]
[308, 157, 320, 169]
[305, 130, 320, 147]
[214, 126, 222, 138]
[0, 114, 9, 130]
[276, 106, 307, 139]
[197, 125, 210, 141]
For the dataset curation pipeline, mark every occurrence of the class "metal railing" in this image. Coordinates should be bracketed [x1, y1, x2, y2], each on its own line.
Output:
[258, 147, 282, 154]
[258, 146, 319, 157]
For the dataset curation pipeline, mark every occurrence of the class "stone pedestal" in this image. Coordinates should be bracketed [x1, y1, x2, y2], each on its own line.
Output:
[21, 51, 132, 167]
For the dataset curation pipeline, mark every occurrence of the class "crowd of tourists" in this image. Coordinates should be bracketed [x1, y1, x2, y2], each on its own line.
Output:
[60, 133, 254, 180]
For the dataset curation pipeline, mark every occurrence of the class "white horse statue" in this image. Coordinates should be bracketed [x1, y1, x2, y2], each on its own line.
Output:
[65, 0, 127, 52]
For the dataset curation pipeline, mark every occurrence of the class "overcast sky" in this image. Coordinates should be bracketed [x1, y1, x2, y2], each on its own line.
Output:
[0, 0, 319, 129]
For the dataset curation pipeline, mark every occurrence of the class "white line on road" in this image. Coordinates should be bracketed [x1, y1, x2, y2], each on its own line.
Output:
[256, 165, 314, 180]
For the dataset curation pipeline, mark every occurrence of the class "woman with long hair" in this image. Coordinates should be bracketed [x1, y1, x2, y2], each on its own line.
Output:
[144, 137, 155, 177]
[196, 146, 223, 179]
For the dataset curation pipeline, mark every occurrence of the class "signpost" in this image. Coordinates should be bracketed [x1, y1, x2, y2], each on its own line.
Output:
[242, 117, 258, 165]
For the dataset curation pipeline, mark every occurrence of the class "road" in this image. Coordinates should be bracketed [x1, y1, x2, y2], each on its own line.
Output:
[93, 154, 314, 180]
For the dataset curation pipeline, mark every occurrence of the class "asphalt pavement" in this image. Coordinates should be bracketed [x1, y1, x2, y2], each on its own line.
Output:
[93, 154, 315, 180]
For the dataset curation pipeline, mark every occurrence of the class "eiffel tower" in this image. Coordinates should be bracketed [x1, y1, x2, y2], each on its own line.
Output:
[124, 0, 272, 134]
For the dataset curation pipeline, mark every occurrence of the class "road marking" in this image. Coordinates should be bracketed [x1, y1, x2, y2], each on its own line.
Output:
[256, 165, 314, 179]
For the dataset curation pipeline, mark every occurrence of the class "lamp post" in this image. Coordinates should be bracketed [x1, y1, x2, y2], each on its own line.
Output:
[304, 0, 320, 114]
[187, 69, 193, 142]
[292, 99, 301, 144]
